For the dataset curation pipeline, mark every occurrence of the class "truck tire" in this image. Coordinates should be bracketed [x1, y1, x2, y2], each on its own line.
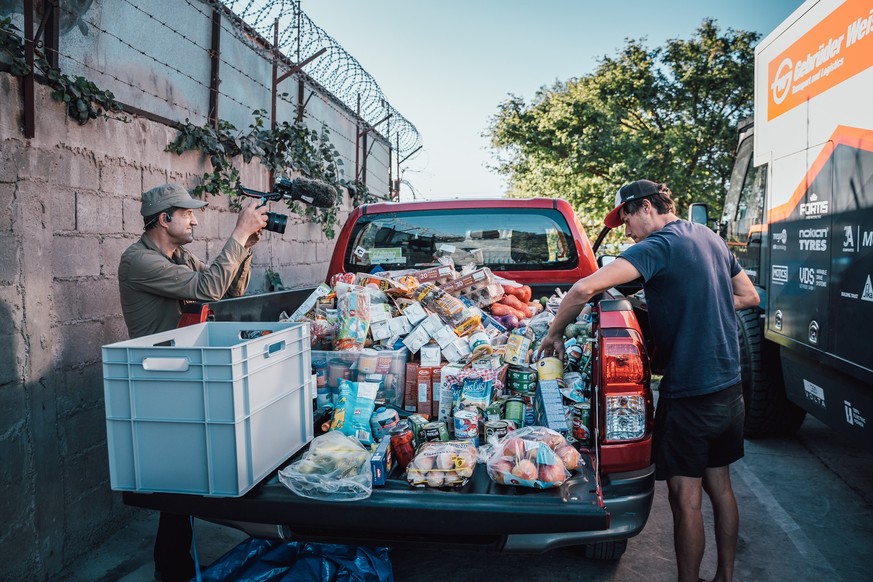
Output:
[737, 308, 805, 437]
[583, 539, 627, 560]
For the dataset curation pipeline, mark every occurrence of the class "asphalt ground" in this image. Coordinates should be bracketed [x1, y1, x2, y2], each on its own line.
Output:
[56, 413, 873, 582]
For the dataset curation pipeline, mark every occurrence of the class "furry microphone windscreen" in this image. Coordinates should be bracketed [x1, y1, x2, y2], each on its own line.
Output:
[274, 177, 337, 208]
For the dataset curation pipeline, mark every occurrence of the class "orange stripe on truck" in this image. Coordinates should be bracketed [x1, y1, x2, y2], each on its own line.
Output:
[767, 0, 873, 121]
[768, 125, 873, 223]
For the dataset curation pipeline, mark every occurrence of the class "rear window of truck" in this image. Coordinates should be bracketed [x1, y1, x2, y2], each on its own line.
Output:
[343, 207, 579, 273]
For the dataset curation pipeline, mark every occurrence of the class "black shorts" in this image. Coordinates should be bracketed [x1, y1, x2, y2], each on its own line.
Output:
[653, 382, 744, 481]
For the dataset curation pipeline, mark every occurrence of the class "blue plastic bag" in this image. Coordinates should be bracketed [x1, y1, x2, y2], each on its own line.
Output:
[199, 537, 393, 582]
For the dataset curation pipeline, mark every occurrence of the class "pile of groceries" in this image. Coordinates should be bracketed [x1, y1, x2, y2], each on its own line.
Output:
[277, 258, 595, 500]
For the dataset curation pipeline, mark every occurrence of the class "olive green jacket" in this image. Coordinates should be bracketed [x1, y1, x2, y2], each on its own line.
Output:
[118, 233, 252, 338]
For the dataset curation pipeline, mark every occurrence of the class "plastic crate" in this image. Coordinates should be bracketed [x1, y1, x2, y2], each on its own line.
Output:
[102, 322, 313, 497]
[311, 347, 408, 408]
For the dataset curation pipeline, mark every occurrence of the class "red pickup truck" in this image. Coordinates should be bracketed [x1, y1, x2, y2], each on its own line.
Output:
[123, 197, 655, 560]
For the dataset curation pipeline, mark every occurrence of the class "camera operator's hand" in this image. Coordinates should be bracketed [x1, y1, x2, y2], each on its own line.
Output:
[243, 231, 262, 249]
[231, 200, 268, 247]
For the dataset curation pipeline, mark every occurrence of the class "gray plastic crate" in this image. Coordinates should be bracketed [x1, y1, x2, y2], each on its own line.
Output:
[102, 322, 313, 497]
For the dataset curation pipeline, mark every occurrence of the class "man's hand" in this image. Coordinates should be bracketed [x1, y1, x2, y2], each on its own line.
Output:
[536, 331, 566, 362]
[231, 200, 269, 247]
[244, 230, 262, 249]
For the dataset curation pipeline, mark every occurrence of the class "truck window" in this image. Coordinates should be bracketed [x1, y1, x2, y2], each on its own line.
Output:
[735, 158, 766, 244]
[723, 137, 766, 244]
[344, 208, 578, 273]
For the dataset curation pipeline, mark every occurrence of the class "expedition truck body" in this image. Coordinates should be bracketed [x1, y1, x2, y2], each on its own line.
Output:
[124, 197, 655, 559]
[714, 0, 873, 445]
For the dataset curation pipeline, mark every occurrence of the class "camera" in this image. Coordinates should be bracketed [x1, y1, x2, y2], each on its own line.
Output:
[264, 211, 288, 234]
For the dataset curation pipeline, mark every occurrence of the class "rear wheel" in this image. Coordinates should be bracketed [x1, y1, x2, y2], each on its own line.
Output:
[737, 308, 805, 437]
[583, 539, 627, 560]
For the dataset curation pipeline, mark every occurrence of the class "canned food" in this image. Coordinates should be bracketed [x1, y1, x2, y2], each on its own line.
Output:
[453, 409, 479, 447]
[469, 330, 493, 357]
[506, 365, 537, 383]
[370, 406, 401, 440]
[504, 397, 526, 428]
[484, 419, 509, 441]
[422, 421, 449, 442]
[570, 402, 591, 444]
[536, 357, 564, 381]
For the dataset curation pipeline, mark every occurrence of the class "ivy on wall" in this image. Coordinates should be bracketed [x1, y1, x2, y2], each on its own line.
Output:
[166, 108, 380, 239]
[1, 16, 124, 125]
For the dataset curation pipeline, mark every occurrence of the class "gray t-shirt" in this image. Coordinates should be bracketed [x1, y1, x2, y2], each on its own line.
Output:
[620, 220, 742, 398]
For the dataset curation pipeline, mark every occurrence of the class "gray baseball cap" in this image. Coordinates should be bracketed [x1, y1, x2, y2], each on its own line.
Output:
[140, 184, 208, 216]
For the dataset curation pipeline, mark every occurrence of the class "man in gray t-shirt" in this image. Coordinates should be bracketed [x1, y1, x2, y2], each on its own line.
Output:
[539, 180, 759, 582]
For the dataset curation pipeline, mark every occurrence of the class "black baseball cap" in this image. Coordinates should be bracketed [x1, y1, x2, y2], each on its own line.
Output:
[604, 180, 660, 228]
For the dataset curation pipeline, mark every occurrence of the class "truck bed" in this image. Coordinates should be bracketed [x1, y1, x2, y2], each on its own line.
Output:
[123, 446, 609, 546]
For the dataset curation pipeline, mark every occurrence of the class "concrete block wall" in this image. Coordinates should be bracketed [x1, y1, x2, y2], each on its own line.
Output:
[0, 72, 346, 580]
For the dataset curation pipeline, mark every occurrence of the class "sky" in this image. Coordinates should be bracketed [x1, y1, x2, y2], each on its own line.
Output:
[300, 0, 807, 201]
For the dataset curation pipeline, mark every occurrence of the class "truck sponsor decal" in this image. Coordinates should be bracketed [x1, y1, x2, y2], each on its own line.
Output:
[803, 379, 826, 408]
[863, 275, 873, 301]
[844, 400, 867, 427]
[772, 264, 789, 284]
[798, 226, 828, 250]
[842, 225, 873, 252]
[768, 0, 873, 121]
[773, 228, 788, 250]
[799, 266, 829, 290]
[798, 193, 830, 219]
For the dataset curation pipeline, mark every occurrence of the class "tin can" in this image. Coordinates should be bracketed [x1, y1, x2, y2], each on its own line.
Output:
[370, 406, 401, 440]
[507, 365, 537, 383]
[571, 402, 591, 444]
[422, 421, 449, 442]
[469, 330, 493, 357]
[537, 357, 564, 381]
[484, 419, 509, 441]
[453, 409, 479, 447]
[504, 397, 526, 428]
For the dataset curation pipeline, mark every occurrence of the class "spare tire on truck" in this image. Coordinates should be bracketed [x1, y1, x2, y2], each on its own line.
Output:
[737, 308, 806, 437]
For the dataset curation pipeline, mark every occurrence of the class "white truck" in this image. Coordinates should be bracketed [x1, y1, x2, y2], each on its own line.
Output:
[697, 0, 873, 445]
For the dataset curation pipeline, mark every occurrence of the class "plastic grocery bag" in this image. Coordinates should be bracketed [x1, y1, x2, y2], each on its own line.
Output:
[405, 441, 478, 488]
[484, 426, 578, 488]
[278, 431, 372, 501]
[198, 537, 394, 582]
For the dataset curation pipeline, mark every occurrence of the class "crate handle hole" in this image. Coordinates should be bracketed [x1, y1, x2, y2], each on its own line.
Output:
[142, 357, 190, 372]
[265, 340, 286, 358]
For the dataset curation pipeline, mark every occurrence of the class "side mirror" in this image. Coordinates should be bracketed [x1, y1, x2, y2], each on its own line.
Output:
[688, 203, 709, 225]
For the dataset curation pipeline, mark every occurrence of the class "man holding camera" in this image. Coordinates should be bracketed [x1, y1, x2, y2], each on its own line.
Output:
[117, 183, 267, 581]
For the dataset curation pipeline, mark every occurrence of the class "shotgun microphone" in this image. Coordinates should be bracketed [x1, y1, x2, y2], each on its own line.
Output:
[273, 176, 337, 208]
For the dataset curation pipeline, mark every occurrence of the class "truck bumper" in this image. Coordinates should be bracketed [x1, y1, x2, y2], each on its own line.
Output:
[502, 463, 655, 552]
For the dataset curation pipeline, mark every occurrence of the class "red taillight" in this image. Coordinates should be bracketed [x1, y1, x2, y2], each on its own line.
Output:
[603, 340, 645, 384]
[601, 329, 652, 445]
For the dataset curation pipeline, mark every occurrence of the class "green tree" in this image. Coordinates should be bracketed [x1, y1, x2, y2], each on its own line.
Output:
[487, 19, 759, 229]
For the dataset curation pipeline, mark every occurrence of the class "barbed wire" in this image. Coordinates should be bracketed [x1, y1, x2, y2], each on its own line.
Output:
[47, 2, 366, 170]
[216, 0, 423, 158]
